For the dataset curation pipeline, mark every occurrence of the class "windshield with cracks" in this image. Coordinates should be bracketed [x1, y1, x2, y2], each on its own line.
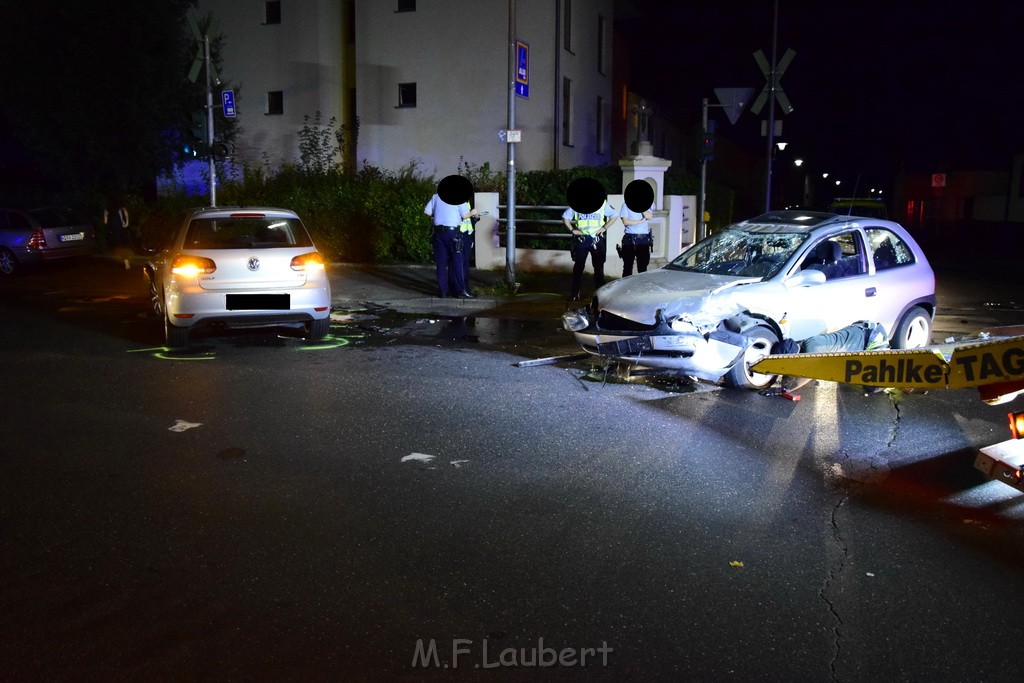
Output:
[666, 228, 808, 279]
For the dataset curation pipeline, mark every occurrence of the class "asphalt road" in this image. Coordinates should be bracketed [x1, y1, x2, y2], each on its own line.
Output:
[1, 257, 1023, 681]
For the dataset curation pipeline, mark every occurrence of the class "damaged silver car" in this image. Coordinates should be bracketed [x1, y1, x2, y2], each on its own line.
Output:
[562, 210, 936, 389]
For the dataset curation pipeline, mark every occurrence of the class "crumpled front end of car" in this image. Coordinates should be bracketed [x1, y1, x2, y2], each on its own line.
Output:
[563, 305, 754, 381]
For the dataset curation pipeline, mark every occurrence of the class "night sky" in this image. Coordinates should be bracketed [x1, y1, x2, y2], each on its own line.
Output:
[618, 0, 1024, 192]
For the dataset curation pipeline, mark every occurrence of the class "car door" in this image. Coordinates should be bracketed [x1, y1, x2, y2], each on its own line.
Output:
[782, 230, 881, 340]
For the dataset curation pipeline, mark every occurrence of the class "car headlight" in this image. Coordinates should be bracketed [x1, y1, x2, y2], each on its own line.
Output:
[562, 310, 589, 332]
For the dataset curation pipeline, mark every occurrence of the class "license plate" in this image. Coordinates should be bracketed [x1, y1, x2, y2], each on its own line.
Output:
[226, 294, 290, 310]
[59, 232, 84, 242]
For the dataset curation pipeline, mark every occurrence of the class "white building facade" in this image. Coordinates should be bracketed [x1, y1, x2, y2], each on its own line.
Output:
[196, 0, 616, 175]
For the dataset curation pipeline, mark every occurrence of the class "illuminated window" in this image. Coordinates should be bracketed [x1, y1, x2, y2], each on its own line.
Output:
[266, 91, 283, 115]
[264, 1, 281, 25]
[398, 83, 417, 108]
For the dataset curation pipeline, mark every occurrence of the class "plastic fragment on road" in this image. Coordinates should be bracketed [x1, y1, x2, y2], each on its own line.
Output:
[450, 460, 470, 468]
[729, 561, 744, 568]
[168, 419, 202, 432]
[401, 453, 436, 464]
[514, 353, 590, 368]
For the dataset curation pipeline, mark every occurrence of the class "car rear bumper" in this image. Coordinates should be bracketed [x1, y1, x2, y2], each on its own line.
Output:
[17, 244, 97, 263]
[166, 283, 331, 329]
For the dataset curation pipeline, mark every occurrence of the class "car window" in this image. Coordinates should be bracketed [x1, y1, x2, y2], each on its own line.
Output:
[184, 217, 314, 249]
[28, 208, 79, 227]
[865, 227, 915, 271]
[799, 230, 866, 280]
[8, 211, 32, 231]
[667, 229, 808, 279]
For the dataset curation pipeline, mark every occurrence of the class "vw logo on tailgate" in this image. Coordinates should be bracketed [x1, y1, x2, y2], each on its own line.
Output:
[247, 257, 260, 271]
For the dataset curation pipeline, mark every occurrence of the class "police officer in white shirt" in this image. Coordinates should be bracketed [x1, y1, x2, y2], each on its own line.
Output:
[424, 175, 478, 298]
[619, 180, 656, 277]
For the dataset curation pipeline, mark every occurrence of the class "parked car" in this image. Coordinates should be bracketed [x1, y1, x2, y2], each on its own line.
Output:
[144, 207, 332, 349]
[828, 197, 888, 220]
[562, 210, 936, 389]
[0, 207, 97, 275]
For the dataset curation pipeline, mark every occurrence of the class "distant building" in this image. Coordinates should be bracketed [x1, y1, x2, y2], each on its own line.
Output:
[195, 0, 647, 176]
[895, 154, 1024, 229]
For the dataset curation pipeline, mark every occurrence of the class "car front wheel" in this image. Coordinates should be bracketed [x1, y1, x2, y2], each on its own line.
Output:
[147, 273, 164, 319]
[892, 305, 932, 349]
[723, 326, 780, 390]
[0, 248, 17, 275]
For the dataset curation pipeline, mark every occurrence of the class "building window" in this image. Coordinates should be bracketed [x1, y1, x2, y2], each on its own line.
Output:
[398, 82, 417, 108]
[596, 96, 604, 154]
[597, 15, 607, 74]
[562, 77, 572, 146]
[397, 0, 415, 11]
[267, 91, 284, 115]
[563, 0, 572, 52]
[264, 1, 281, 25]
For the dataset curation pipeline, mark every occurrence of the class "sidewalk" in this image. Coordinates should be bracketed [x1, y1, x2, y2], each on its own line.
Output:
[327, 263, 578, 320]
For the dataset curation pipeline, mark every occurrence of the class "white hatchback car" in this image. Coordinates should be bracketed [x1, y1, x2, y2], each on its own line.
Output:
[563, 210, 936, 389]
[145, 207, 332, 348]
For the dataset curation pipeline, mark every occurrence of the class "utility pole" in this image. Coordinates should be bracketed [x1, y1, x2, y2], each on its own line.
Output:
[187, 15, 218, 206]
[203, 35, 217, 206]
[505, 0, 518, 287]
[763, 0, 779, 213]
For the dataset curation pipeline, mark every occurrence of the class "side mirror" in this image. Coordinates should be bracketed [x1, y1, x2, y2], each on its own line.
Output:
[786, 269, 826, 287]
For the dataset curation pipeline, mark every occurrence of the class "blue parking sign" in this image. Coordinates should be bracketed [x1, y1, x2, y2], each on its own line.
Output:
[515, 40, 529, 98]
[222, 90, 236, 118]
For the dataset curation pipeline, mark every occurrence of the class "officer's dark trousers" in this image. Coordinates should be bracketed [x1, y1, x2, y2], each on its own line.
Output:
[570, 235, 606, 300]
[620, 235, 651, 276]
[432, 226, 466, 297]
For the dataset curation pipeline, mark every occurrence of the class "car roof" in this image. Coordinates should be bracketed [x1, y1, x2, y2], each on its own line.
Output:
[187, 206, 301, 219]
[730, 210, 906, 235]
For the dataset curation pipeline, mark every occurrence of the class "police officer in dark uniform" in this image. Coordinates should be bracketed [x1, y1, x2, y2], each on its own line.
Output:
[424, 175, 478, 298]
[619, 179, 656, 277]
[562, 178, 617, 301]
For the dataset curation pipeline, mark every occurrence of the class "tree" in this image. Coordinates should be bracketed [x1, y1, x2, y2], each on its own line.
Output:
[0, 0, 198, 200]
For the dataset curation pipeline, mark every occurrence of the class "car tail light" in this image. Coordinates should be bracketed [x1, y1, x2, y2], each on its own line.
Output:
[171, 255, 217, 277]
[27, 228, 46, 249]
[291, 252, 325, 272]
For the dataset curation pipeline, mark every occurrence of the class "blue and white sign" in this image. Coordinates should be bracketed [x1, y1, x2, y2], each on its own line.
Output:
[222, 90, 236, 118]
[515, 40, 529, 98]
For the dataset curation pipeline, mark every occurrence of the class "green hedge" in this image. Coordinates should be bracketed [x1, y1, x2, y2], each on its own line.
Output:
[111, 159, 734, 264]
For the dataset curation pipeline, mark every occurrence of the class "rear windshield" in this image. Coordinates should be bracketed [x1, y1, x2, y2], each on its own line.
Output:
[28, 208, 82, 228]
[184, 217, 314, 249]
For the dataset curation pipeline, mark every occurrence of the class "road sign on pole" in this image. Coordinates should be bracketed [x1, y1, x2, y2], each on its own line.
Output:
[222, 90, 236, 118]
[515, 40, 529, 98]
[714, 87, 754, 125]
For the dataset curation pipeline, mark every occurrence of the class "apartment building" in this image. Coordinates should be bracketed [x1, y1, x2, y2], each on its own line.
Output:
[196, 0, 618, 175]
